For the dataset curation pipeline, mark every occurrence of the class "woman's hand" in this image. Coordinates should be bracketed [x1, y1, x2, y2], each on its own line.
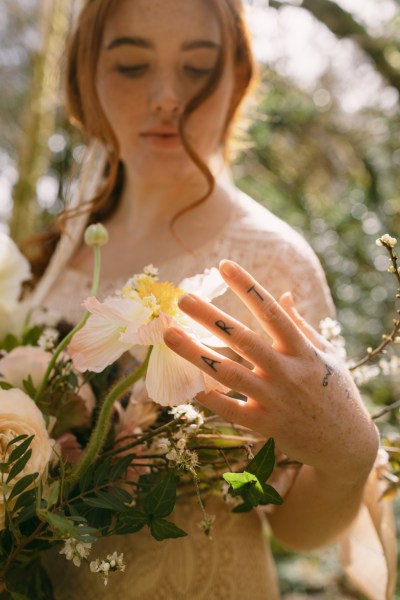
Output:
[164, 260, 378, 486]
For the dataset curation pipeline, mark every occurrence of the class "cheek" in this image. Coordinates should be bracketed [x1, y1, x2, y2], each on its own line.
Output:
[96, 75, 144, 140]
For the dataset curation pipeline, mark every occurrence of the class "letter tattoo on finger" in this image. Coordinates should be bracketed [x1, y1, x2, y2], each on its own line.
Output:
[201, 356, 222, 373]
[215, 320, 234, 336]
[247, 285, 264, 301]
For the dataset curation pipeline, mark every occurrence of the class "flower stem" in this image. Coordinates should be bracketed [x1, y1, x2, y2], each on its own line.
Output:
[34, 245, 102, 403]
[65, 347, 152, 487]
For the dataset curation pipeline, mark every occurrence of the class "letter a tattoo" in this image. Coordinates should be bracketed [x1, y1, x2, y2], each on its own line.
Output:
[247, 285, 264, 301]
[215, 320, 234, 336]
[201, 356, 222, 373]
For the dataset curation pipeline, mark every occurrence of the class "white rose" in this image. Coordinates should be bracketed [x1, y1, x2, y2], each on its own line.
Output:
[0, 346, 96, 414]
[0, 233, 32, 338]
[0, 388, 54, 530]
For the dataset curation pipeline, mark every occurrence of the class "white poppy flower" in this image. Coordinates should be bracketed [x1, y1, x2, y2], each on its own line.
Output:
[69, 267, 227, 406]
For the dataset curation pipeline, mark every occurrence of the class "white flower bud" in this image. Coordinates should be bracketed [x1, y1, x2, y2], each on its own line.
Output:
[84, 223, 109, 247]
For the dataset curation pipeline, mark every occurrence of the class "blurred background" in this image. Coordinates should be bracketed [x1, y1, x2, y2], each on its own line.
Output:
[1, 0, 399, 597]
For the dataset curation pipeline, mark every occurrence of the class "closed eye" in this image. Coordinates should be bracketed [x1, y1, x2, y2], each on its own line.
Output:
[184, 66, 214, 78]
[116, 64, 149, 77]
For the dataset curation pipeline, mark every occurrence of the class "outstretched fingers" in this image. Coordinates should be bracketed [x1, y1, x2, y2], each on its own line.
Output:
[218, 260, 308, 355]
[178, 293, 280, 372]
[164, 326, 269, 404]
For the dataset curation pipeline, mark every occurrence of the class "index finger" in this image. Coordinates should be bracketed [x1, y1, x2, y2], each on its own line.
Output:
[219, 260, 307, 355]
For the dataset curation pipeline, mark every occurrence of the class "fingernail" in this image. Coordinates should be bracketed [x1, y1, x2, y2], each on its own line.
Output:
[178, 293, 198, 309]
[219, 260, 239, 278]
[164, 328, 184, 347]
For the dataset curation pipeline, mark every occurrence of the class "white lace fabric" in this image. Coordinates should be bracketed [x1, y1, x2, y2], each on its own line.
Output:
[41, 191, 395, 599]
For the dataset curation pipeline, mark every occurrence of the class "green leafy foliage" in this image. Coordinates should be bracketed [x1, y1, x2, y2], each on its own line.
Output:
[223, 439, 283, 513]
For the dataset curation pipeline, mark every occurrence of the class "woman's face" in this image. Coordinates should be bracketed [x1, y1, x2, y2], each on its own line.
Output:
[96, 0, 235, 184]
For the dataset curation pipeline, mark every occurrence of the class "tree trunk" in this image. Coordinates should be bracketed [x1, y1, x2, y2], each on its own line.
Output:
[9, 0, 73, 245]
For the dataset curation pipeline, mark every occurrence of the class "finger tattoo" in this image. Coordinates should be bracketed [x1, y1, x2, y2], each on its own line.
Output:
[215, 320, 234, 336]
[201, 356, 222, 373]
[247, 285, 264, 301]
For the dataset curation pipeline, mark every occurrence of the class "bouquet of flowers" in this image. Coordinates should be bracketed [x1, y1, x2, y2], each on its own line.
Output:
[0, 226, 283, 599]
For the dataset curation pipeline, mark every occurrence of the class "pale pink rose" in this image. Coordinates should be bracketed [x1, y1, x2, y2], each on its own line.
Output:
[0, 346, 96, 414]
[0, 388, 54, 530]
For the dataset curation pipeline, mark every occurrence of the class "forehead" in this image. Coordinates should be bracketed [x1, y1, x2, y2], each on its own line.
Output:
[102, 0, 221, 47]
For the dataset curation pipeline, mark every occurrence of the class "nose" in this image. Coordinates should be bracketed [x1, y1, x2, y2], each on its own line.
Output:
[150, 70, 183, 117]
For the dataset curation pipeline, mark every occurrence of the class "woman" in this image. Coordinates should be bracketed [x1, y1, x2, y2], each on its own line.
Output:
[34, 0, 395, 598]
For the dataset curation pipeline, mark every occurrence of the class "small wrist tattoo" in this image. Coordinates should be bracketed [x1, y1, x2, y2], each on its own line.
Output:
[201, 356, 222, 373]
[215, 320, 234, 336]
[322, 364, 334, 387]
[247, 285, 264, 301]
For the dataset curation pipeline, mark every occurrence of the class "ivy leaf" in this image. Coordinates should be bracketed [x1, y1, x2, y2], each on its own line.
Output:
[144, 469, 178, 519]
[245, 438, 276, 482]
[149, 518, 187, 541]
[223, 471, 258, 495]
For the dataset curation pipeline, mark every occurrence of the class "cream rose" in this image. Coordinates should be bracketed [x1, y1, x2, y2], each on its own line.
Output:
[0, 233, 32, 339]
[0, 388, 54, 530]
[0, 346, 96, 414]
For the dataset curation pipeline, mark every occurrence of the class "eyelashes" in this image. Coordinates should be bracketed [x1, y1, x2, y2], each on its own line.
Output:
[115, 64, 215, 79]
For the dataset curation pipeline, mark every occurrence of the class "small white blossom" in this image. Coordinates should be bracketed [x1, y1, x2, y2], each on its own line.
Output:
[166, 446, 198, 472]
[176, 437, 187, 451]
[150, 437, 171, 454]
[320, 317, 341, 339]
[170, 403, 204, 427]
[59, 537, 92, 567]
[379, 356, 400, 376]
[352, 364, 381, 385]
[38, 327, 59, 351]
[376, 234, 397, 248]
[198, 513, 215, 538]
[90, 552, 126, 586]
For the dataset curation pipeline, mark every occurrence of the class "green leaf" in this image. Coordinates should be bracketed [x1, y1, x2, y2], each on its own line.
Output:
[257, 483, 283, 506]
[14, 504, 36, 526]
[39, 511, 76, 537]
[46, 481, 60, 510]
[109, 453, 137, 481]
[245, 438, 276, 482]
[0, 334, 19, 352]
[8, 473, 38, 503]
[22, 325, 44, 347]
[223, 471, 257, 494]
[149, 518, 187, 541]
[144, 469, 178, 518]
[93, 456, 113, 487]
[8, 436, 34, 465]
[6, 435, 29, 452]
[22, 375, 37, 399]
[112, 487, 134, 504]
[13, 489, 36, 513]
[6, 450, 32, 483]
[232, 501, 253, 513]
[83, 491, 126, 512]
[117, 510, 147, 534]
[0, 381, 13, 390]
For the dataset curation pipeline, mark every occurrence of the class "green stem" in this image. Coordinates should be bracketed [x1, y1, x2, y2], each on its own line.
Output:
[65, 347, 152, 487]
[35, 245, 102, 403]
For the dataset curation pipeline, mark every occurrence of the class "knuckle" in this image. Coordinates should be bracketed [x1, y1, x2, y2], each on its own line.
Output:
[233, 327, 259, 356]
[261, 298, 282, 324]
[223, 365, 246, 391]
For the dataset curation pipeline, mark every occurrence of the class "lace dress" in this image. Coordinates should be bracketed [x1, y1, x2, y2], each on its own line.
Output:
[41, 192, 395, 600]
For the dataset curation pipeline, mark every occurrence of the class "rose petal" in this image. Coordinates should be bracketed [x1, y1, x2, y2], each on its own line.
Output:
[179, 267, 227, 301]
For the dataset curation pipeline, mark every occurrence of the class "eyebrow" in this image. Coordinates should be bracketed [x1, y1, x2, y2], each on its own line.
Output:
[106, 36, 220, 51]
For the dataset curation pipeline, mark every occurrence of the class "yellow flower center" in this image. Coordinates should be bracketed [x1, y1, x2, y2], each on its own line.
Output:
[121, 275, 184, 317]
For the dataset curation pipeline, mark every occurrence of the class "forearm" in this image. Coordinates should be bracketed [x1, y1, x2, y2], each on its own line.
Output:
[268, 449, 378, 551]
